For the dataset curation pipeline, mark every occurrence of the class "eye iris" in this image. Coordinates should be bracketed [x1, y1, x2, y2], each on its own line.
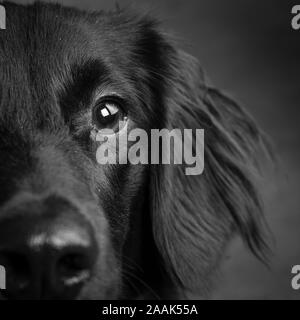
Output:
[94, 102, 121, 130]
[97, 104, 118, 126]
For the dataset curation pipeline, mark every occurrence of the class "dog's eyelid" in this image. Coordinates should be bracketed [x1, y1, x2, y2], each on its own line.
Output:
[94, 91, 125, 103]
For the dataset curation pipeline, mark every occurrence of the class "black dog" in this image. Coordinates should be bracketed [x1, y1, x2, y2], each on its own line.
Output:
[0, 2, 270, 299]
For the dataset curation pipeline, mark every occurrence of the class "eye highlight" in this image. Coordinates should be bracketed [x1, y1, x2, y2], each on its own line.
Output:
[92, 97, 128, 134]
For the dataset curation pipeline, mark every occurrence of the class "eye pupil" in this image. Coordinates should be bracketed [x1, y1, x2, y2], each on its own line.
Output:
[92, 99, 127, 133]
[98, 105, 117, 125]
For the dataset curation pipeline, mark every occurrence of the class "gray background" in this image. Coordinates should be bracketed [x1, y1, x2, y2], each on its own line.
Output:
[10, 0, 300, 299]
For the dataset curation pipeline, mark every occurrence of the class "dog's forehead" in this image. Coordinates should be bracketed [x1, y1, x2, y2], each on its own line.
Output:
[0, 2, 172, 133]
[0, 3, 143, 119]
[0, 3, 136, 80]
[4, 3, 141, 54]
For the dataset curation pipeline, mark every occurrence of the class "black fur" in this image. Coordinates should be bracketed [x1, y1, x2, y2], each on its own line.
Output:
[0, 1, 270, 299]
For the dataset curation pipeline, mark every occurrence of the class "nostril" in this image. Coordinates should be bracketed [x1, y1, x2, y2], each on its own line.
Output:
[0, 252, 31, 295]
[57, 252, 92, 286]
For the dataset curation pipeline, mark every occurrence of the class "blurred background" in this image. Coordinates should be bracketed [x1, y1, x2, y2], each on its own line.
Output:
[12, 0, 300, 299]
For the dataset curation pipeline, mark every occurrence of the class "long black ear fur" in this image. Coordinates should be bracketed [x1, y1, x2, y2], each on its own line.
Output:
[149, 46, 271, 297]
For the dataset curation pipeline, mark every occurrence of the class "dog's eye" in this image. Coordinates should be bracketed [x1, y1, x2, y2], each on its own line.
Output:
[92, 99, 127, 133]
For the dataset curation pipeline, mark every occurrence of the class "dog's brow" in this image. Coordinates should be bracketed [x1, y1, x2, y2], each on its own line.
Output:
[69, 59, 110, 98]
[59, 59, 111, 118]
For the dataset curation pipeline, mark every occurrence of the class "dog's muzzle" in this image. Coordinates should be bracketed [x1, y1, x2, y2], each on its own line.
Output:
[0, 195, 98, 300]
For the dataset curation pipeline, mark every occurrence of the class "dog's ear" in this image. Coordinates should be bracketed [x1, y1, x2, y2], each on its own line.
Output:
[149, 47, 271, 297]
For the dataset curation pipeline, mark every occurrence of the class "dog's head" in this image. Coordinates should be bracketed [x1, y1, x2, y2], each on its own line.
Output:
[0, 2, 270, 299]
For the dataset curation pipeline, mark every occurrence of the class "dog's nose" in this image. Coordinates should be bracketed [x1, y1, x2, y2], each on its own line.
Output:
[0, 208, 98, 300]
